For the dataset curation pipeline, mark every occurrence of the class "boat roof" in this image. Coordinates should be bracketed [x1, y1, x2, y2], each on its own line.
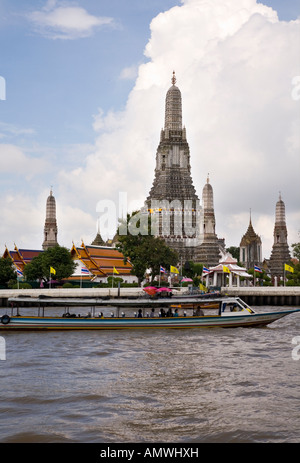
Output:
[7, 294, 240, 308]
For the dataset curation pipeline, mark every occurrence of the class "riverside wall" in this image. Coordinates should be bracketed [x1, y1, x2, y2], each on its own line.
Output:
[221, 287, 300, 306]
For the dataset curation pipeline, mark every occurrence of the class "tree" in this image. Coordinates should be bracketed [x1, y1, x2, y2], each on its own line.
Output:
[226, 246, 240, 260]
[291, 242, 300, 261]
[24, 246, 76, 283]
[182, 261, 203, 285]
[116, 212, 179, 284]
[0, 257, 17, 287]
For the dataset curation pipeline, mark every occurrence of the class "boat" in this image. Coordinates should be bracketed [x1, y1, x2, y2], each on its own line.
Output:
[0, 295, 299, 330]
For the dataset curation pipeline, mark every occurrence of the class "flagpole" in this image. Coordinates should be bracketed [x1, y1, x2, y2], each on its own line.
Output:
[283, 263, 286, 287]
[49, 268, 51, 289]
[159, 266, 161, 287]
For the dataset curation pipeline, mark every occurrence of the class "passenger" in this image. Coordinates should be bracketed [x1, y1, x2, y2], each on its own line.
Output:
[99, 312, 104, 318]
[150, 308, 155, 318]
[137, 309, 143, 318]
[166, 308, 173, 317]
[174, 308, 179, 317]
[160, 308, 166, 317]
[195, 306, 204, 316]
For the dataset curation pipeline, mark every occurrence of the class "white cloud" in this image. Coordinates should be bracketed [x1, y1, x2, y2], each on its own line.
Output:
[119, 65, 139, 81]
[57, 0, 300, 258]
[28, 1, 114, 39]
[0, 144, 49, 179]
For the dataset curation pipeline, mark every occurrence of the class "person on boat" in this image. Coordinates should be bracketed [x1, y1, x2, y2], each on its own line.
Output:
[174, 308, 179, 317]
[166, 308, 173, 317]
[195, 306, 204, 316]
[160, 308, 166, 317]
[137, 309, 143, 318]
[150, 308, 155, 318]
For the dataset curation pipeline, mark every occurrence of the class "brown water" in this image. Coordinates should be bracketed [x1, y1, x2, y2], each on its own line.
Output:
[0, 306, 299, 443]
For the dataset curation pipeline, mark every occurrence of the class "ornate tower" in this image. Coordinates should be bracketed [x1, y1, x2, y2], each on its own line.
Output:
[269, 194, 291, 277]
[239, 213, 262, 270]
[194, 176, 220, 267]
[42, 189, 58, 250]
[145, 72, 200, 261]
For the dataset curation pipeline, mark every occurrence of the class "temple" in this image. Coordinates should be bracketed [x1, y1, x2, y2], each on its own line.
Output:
[42, 189, 58, 250]
[269, 194, 291, 278]
[194, 175, 221, 267]
[239, 213, 262, 270]
[144, 72, 201, 261]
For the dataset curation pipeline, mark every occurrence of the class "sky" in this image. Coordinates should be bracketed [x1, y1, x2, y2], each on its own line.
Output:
[0, 0, 299, 261]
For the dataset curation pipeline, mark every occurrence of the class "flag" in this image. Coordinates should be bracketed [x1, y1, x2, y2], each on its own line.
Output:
[254, 265, 262, 273]
[284, 264, 294, 273]
[113, 267, 119, 274]
[170, 265, 179, 274]
[223, 265, 230, 273]
[16, 267, 23, 277]
[50, 266, 56, 275]
[199, 283, 207, 292]
[81, 267, 89, 274]
[202, 266, 210, 274]
[160, 266, 166, 273]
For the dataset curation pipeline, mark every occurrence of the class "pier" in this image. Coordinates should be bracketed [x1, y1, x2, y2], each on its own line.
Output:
[0, 286, 300, 307]
[222, 287, 300, 306]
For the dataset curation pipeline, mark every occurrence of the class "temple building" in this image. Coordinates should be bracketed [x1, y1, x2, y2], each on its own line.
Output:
[269, 194, 291, 278]
[194, 176, 221, 267]
[42, 189, 58, 250]
[144, 72, 201, 261]
[239, 214, 262, 270]
[70, 241, 136, 283]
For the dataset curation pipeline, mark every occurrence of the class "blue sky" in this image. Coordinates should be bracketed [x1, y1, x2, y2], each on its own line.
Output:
[0, 0, 299, 259]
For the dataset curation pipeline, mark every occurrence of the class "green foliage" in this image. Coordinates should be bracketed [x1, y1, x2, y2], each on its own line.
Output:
[248, 267, 271, 286]
[24, 246, 76, 282]
[0, 257, 17, 287]
[291, 242, 300, 260]
[116, 212, 179, 283]
[11, 282, 32, 289]
[183, 261, 203, 285]
[286, 262, 300, 286]
[226, 246, 240, 260]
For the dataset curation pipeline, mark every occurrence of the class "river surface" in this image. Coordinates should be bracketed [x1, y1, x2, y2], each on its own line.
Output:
[0, 306, 299, 443]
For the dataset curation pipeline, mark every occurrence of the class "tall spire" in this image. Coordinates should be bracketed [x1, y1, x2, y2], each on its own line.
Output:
[269, 193, 291, 278]
[164, 71, 182, 131]
[145, 73, 200, 261]
[42, 189, 58, 250]
[195, 176, 220, 267]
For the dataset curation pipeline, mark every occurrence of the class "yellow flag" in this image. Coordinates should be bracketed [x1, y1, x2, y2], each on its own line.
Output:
[284, 264, 294, 273]
[50, 266, 56, 275]
[113, 267, 119, 274]
[199, 283, 207, 292]
[223, 266, 230, 273]
[170, 265, 179, 274]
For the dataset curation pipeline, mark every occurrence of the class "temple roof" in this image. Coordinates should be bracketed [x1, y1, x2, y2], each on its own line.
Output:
[240, 218, 261, 247]
[71, 241, 133, 278]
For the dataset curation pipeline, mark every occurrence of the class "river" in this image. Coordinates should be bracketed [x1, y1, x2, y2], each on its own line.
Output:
[0, 306, 299, 443]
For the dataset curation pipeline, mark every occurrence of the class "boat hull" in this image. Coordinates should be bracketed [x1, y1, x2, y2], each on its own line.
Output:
[0, 310, 298, 330]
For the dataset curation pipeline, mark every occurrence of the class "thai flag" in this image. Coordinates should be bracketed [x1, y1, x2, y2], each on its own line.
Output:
[160, 266, 166, 273]
[81, 267, 89, 274]
[254, 265, 262, 273]
[202, 266, 210, 274]
[16, 268, 23, 277]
